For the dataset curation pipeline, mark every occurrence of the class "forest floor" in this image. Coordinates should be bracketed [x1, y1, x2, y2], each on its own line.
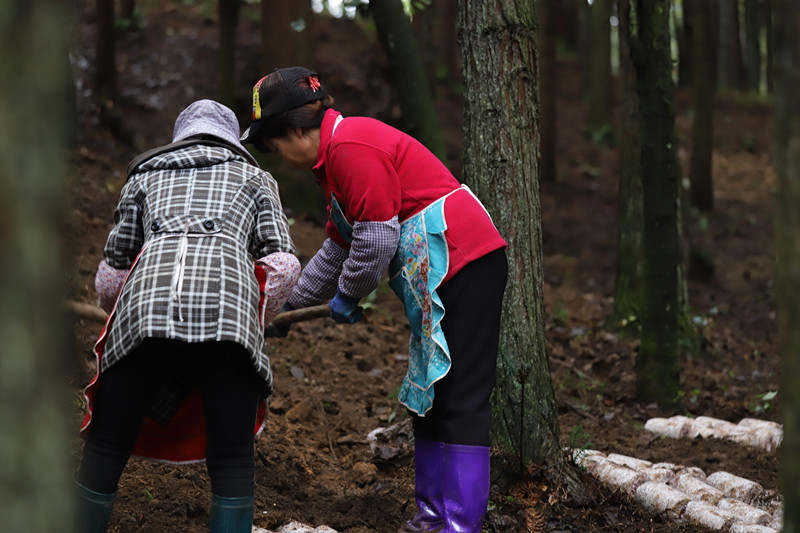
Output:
[66, 2, 779, 531]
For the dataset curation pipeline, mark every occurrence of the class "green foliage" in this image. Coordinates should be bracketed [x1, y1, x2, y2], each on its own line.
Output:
[748, 390, 777, 414]
[585, 122, 617, 148]
[553, 302, 569, 326]
[567, 425, 593, 457]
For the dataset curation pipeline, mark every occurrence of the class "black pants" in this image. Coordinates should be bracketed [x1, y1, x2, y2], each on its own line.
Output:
[412, 248, 508, 447]
[78, 339, 264, 497]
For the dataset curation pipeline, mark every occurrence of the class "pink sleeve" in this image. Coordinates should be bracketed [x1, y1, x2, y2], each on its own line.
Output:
[254, 252, 302, 325]
[95, 259, 128, 313]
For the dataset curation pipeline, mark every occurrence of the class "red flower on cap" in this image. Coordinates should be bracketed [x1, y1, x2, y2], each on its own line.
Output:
[309, 76, 321, 92]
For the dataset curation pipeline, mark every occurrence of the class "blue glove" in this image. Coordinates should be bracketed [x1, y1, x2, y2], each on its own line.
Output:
[329, 290, 364, 324]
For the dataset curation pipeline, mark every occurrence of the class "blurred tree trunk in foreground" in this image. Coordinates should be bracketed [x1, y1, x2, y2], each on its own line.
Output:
[261, 0, 313, 72]
[610, 0, 643, 330]
[458, 0, 561, 472]
[0, 1, 74, 531]
[774, 2, 800, 530]
[690, 0, 717, 212]
[718, 0, 746, 91]
[372, 0, 446, 162]
[627, 0, 683, 411]
[96, 0, 116, 103]
[677, 0, 694, 88]
[744, 0, 761, 93]
[539, 0, 557, 183]
[219, 0, 240, 108]
[587, 0, 612, 131]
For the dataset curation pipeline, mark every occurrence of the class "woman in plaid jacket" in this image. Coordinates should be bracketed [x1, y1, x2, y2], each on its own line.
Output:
[76, 99, 299, 533]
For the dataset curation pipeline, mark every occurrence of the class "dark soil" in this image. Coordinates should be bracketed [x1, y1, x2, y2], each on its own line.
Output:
[67, 2, 779, 532]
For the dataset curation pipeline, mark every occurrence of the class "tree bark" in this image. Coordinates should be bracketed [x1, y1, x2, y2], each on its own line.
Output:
[539, 0, 557, 183]
[744, 0, 761, 92]
[677, 0, 693, 88]
[0, 1, 74, 530]
[457, 0, 561, 471]
[372, 0, 447, 163]
[628, 0, 682, 411]
[587, 0, 612, 130]
[690, 0, 716, 212]
[219, 0, 240, 108]
[95, 0, 116, 103]
[773, 2, 800, 529]
[611, 0, 643, 328]
[261, 0, 313, 72]
[718, 0, 746, 91]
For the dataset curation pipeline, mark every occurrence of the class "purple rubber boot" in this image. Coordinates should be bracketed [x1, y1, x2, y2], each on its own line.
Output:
[441, 443, 490, 533]
[398, 440, 445, 533]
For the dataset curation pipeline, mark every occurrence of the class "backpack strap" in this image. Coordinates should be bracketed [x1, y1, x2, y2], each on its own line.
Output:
[126, 137, 258, 180]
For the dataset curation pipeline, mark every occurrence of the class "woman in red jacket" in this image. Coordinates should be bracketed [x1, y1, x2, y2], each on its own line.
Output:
[242, 67, 507, 533]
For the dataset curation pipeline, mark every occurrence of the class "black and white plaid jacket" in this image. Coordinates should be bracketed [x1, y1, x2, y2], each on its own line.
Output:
[102, 142, 294, 392]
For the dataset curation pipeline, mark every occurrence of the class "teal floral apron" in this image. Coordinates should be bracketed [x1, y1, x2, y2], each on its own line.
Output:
[330, 186, 477, 415]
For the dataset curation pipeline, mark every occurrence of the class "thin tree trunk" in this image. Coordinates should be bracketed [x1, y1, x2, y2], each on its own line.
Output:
[677, 0, 693, 88]
[554, 0, 579, 52]
[773, 3, 800, 530]
[628, 0, 682, 411]
[744, 0, 761, 92]
[690, 0, 716, 212]
[95, 0, 116, 103]
[219, 0, 239, 108]
[261, 0, 313, 72]
[372, 0, 446, 162]
[457, 0, 561, 471]
[718, 0, 746, 91]
[765, 0, 774, 93]
[611, 0, 643, 328]
[437, 0, 460, 90]
[587, 0, 612, 130]
[0, 1, 74, 531]
[539, 0, 557, 183]
[412, 6, 438, 97]
[578, 0, 592, 96]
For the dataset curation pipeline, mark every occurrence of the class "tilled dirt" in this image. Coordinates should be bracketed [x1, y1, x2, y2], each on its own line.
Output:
[67, 2, 779, 531]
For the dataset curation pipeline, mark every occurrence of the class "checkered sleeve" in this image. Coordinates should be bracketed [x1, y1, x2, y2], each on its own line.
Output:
[338, 217, 400, 299]
[287, 238, 348, 308]
[250, 172, 295, 257]
[104, 178, 146, 269]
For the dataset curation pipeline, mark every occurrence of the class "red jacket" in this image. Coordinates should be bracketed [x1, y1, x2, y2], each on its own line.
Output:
[313, 109, 506, 283]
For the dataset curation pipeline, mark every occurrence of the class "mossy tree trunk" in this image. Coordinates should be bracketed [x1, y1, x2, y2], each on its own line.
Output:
[587, 0, 612, 131]
[371, 0, 447, 163]
[457, 0, 561, 471]
[744, 0, 761, 93]
[773, 2, 800, 529]
[611, 0, 644, 330]
[219, 0, 240, 108]
[627, 0, 682, 411]
[689, 0, 717, 212]
[95, 0, 116, 103]
[0, 1, 74, 531]
[539, 0, 557, 183]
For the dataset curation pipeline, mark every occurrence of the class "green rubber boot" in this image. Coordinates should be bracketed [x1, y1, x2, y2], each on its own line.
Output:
[76, 481, 116, 533]
[209, 494, 254, 533]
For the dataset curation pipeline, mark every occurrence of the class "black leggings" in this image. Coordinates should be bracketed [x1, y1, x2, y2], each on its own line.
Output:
[412, 248, 508, 446]
[78, 339, 264, 497]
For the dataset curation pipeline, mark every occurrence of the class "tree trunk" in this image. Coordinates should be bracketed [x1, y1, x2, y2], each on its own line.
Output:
[412, 6, 438, 97]
[539, 0, 557, 183]
[774, 3, 800, 530]
[690, 0, 716, 212]
[372, 0, 447, 163]
[261, 0, 313, 72]
[578, 0, 592, 96]
[765, 0, 774, 93]
[677, 0, 693, 88]
[436, 0, 460, 91]
[744, 0, 761, 92]
[0, 1, 74, 531]
[718, 0, 746, 91]
[611, 0, 643, 328]
[587, 0, 612, 130]
[95, 0, 116, 103]
[457, 0, 561, 471]
[628, 0, 682, 411]
[120, 0, 135, 20]
[219, 0, 240, 108]
[553, 0, 579, 52]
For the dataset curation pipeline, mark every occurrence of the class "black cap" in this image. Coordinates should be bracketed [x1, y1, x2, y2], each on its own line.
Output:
[240, 67, 328, 144]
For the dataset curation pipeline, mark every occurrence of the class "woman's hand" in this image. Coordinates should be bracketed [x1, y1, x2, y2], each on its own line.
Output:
[329, 290, 363, 324]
